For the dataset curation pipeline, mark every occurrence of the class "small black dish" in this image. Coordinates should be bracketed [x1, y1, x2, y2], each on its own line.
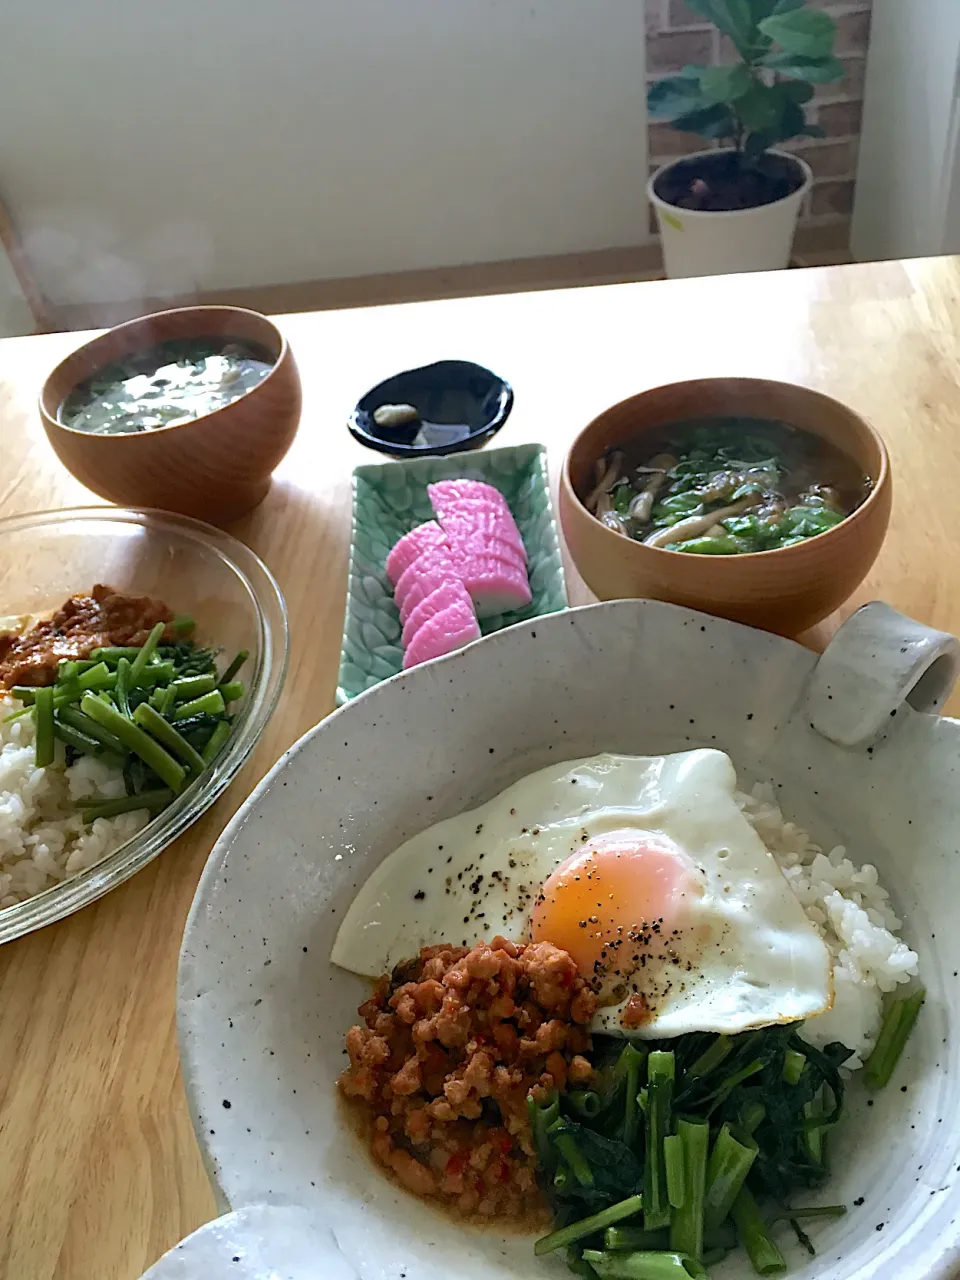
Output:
[348, 359, 514, 458]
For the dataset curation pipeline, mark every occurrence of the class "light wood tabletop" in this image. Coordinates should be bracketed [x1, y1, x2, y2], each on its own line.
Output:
[1, 255, 959, 1278]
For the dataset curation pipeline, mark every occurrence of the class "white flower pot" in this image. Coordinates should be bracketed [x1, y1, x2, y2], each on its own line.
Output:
[647, 148, 813, 279]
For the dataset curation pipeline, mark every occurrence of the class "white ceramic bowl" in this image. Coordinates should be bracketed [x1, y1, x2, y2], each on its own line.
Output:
[178, 599, 960, 1280]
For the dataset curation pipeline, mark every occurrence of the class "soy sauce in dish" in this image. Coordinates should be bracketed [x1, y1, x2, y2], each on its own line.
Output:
[60, 336, 276, 435]
[587, 416, 871, 555]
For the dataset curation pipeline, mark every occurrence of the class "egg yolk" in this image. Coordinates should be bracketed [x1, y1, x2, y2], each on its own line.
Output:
[530, 829, 701, 984]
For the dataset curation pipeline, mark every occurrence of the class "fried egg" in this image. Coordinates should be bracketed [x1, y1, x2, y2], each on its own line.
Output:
[330, 750, 833, 1037]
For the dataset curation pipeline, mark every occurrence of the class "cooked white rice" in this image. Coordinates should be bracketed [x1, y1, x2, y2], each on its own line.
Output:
[0, 693, 149, 909]
[739, 783, 920, 1070]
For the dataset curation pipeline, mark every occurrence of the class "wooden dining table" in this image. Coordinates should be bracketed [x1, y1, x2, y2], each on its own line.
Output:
[2, 255, 960, 1278]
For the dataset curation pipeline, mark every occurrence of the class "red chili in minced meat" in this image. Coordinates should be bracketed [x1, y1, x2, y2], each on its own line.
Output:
[338, 936, 597, 1219]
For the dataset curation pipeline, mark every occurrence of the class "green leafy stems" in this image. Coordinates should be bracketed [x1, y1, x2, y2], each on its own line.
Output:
[647, 0, 844, 159]
[527, 1025, 878, 1277]
[9, 631, 248, 825]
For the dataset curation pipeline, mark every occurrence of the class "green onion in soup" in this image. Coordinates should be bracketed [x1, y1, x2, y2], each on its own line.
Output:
[587, 417, 871, 555]
[60, 336, 276, 435]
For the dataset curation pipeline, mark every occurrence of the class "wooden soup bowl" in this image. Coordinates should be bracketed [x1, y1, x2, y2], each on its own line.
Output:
[559, 377, 891, 636]
[40, 306, 301, 524]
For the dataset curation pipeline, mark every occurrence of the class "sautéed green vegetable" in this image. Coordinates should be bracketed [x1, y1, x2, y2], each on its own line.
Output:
[7, 622, 248, 820]
[529, 1028, 857, 1277]
[60, 336, 275, 435]
[587, 418, 870, 555]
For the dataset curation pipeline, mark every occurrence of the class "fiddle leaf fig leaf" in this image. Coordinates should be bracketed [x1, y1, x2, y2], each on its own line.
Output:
[685, 0, 756, 54]
[746, 0, 782, 19]
[648, 74, 709, 120]
[761, 51, 844, 83]
[759, 8, 837, 57]
[699, 64, 755, 105]
[670, 104, 739, 140]
[778, 78, 815, 104]
[735, 83, 783, 133]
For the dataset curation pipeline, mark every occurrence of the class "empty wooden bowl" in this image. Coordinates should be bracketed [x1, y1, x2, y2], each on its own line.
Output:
[559, 377, 892, 635]
[40, 306, 301, 524]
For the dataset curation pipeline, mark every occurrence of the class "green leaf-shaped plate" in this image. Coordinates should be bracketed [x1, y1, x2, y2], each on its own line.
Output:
[337, 444, 568, 703]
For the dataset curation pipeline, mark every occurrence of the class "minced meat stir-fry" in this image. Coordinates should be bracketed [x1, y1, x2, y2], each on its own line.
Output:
[0, 584, 175, 688]
[338, 937, 596, 1219]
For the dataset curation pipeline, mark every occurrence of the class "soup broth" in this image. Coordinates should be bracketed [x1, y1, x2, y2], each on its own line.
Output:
[586, 416, 871, 555]
[60, 335, 276, 435]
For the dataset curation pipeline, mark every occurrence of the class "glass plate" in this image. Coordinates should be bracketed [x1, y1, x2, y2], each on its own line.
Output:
[0, 506, 288, 943]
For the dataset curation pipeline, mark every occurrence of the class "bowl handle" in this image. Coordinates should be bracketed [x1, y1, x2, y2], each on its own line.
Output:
[805, 601, 960, 748]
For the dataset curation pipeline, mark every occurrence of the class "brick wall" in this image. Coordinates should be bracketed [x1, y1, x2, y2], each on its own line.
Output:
[645, 0, 872, 233]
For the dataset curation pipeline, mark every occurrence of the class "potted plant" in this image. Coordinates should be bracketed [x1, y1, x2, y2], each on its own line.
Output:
[646, 0, 844, 278]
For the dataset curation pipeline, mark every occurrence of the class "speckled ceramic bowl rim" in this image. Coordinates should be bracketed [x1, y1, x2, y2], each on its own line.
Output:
[0, 505, 290, 944]
[39, 305, 291, 440]
[562, 377, 890, 563]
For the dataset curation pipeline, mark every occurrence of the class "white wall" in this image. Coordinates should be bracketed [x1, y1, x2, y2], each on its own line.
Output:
[0, 254, 35, 337]
[944, 61, 960, 246]
[852, 0, 960, 261]
[0, 1, 650, 309]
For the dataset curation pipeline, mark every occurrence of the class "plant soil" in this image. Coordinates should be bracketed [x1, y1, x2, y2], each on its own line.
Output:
[653, 151, 806, 213]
